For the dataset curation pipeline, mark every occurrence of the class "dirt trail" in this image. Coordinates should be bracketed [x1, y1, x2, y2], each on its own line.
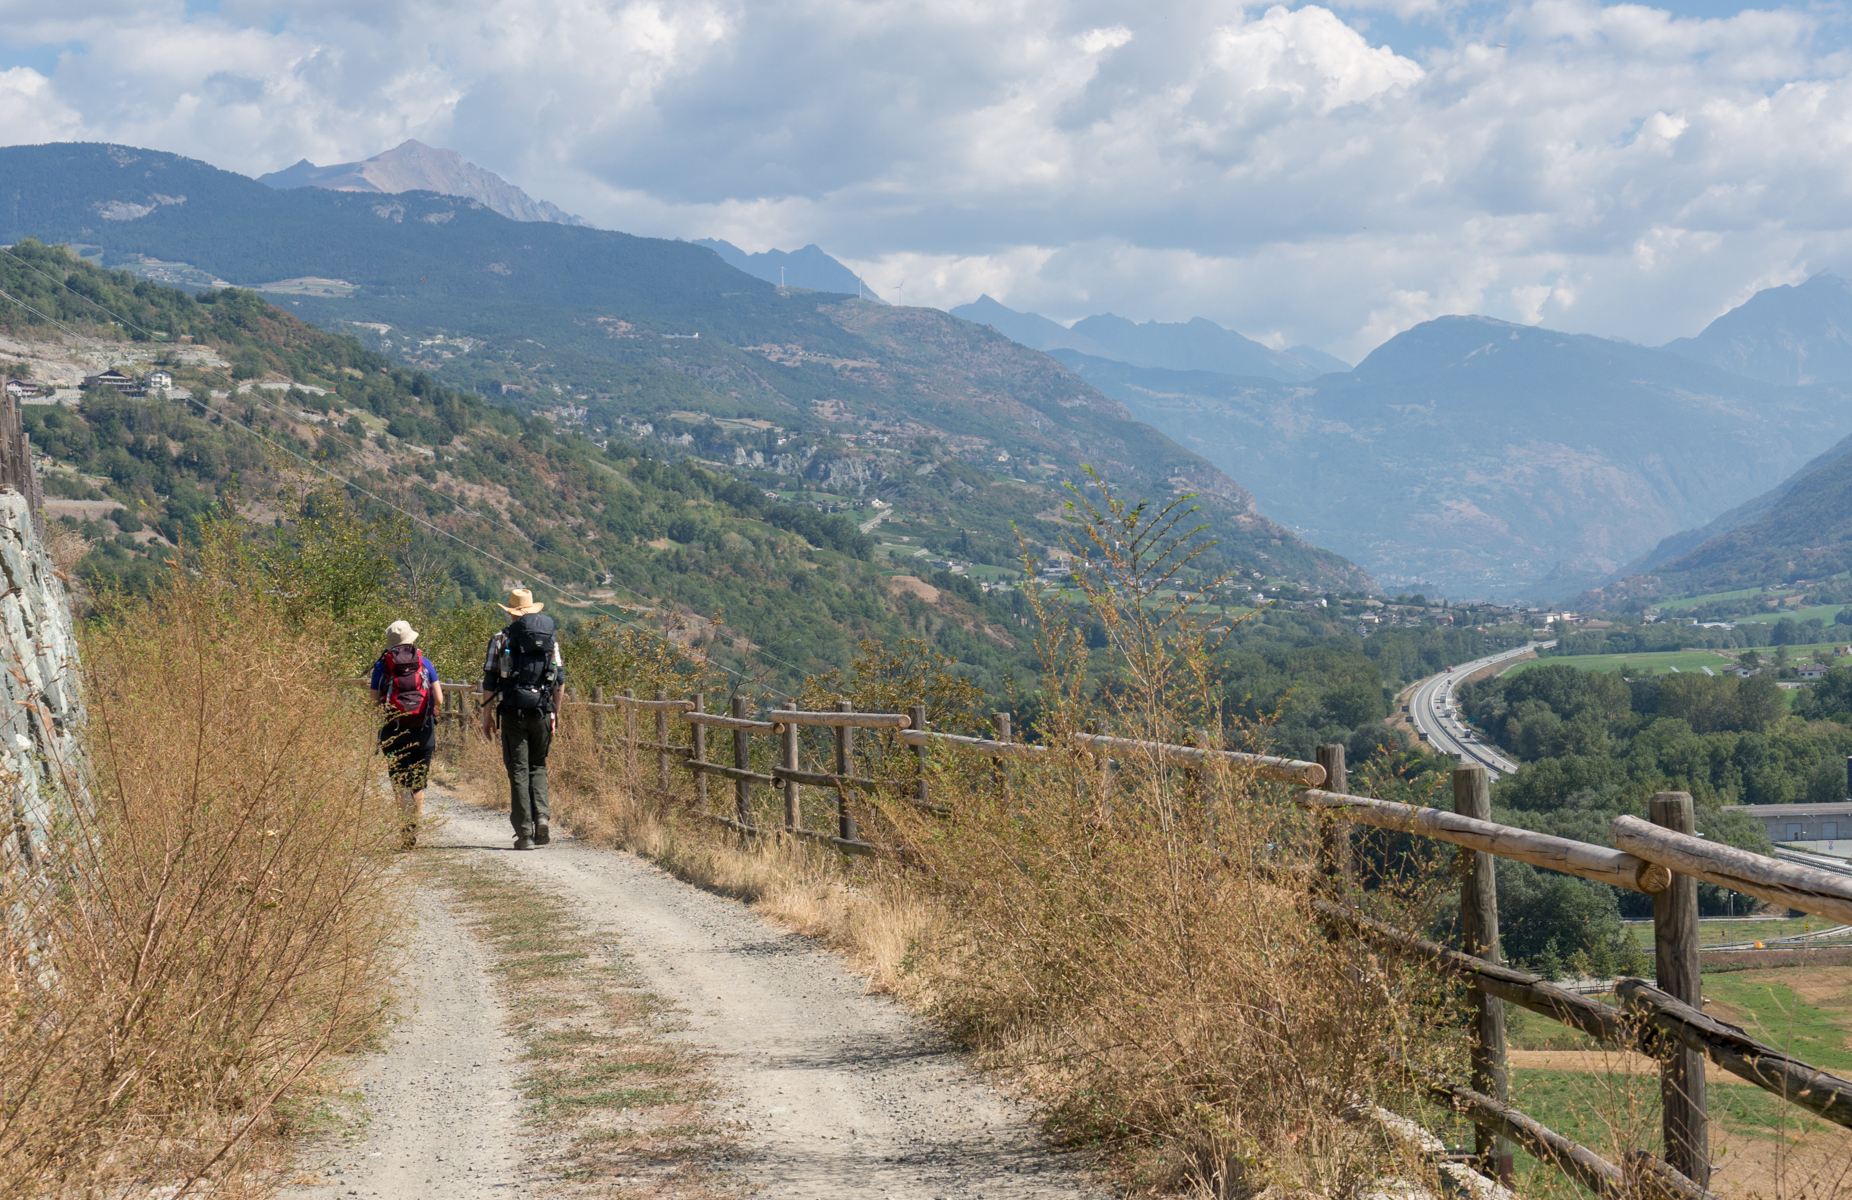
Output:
[295, 788, 1099, 1199]
[283, 890, 535, 1198]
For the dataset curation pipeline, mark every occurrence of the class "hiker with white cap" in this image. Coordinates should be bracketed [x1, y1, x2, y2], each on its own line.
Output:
[370, 619, 444, 849]
[479, 588, 565, 850]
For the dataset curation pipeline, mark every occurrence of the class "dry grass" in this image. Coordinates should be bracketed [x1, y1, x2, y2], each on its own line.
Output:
[410, 848, 731, 1197]
[0, 572, 404, 1199]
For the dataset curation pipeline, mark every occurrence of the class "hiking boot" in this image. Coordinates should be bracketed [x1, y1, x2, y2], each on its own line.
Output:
[534, 820, 550, 846]
[513, 835, 535, 851]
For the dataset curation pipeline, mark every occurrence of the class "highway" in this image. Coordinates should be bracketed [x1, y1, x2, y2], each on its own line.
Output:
[1406, 641, 1555, 781]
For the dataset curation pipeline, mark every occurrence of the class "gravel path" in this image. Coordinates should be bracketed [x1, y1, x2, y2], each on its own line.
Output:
[300, 787, 1100, 1198]
[282, 888, 535, 1199]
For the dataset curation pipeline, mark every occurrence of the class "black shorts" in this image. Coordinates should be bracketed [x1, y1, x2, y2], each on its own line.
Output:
[380, 722, 437, 789]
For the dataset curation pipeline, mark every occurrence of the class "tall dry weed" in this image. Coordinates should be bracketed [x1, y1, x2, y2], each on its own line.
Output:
[0, 566, 404, 1198]
[872, 479, 1462, 1195]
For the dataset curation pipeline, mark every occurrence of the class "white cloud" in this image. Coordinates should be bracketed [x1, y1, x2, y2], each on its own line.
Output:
[0, 67, 80, 143]
[5, 0, 1852, 359]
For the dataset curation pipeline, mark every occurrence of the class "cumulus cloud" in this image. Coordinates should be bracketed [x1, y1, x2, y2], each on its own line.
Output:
[3, 0, 1852, 357]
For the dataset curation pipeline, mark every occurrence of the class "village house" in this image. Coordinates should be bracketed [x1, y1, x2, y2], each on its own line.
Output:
[80, 369, 142, 395]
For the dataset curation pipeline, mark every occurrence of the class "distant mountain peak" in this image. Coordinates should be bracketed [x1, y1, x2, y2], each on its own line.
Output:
[690, 239, 880, 300]
[258, 140, 585, 227]
[1662, 270, 1852, 385]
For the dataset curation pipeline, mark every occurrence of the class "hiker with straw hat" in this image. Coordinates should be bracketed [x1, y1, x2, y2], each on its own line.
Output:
[479, 588, 566, 850]
[370, 619, 444, 849]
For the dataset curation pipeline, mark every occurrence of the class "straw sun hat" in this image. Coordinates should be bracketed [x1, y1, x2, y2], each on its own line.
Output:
[498, 588, 545, 617]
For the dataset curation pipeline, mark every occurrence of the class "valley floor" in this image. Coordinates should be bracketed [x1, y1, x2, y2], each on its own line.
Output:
[282, 787, 1102, 1200]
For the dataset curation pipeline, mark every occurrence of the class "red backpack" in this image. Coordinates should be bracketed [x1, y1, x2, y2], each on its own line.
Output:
[380, 644, 432, 729]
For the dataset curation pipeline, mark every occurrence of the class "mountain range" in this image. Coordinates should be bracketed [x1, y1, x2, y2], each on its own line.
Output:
[0, 141, 1368, 594]
[258, 140, 587, 226]
[1057, 317, 1852, 599]
[18, 138, 1852, 607]
[951, 295, 1348, 383]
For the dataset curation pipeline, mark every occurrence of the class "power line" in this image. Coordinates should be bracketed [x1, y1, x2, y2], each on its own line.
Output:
[0, 251, 804, 694]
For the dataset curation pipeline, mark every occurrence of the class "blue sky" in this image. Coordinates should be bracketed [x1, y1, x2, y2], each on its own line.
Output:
[2, 0, 1850, 359]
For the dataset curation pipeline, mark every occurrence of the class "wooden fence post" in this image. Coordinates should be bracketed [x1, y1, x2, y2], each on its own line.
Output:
[783, 717, 800, 831]
[836, 698, 857, 842]
[1454, 764, 1513, 1186]
[591, 686, 606, 770]
[623, 689, 637, 788]
[1315, 743, 1351, 884]
[655, 688, 670, 796]
[691, 693, 707, 810]
[1651, 791, 1709, 1189]
[732, 694, 752, 831]
[909, 704, 928, 811]
[992, 711, 1011, 743]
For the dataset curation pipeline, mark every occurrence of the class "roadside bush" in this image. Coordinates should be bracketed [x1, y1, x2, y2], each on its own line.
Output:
[0, 553, 403, 1197]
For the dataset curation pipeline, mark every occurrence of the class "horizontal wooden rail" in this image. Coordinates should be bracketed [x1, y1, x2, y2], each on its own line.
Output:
[1072, 732, 1326, 786]
[1414, 1067, 1711, 1200]
[687, 760, 776, 785]
[772, 765, 887, 791]
[683, 712, 785, 735]
[1296, 788, 1669, 894]
[605, 695, 697, 711]
[339, 677, 479, 692]
[696, 811, 881, 859]
[898, 729, 1049, 758]
[1320, 899, 1852, 1129]
[1616, 980, 1852, 1128]
[693, 810, 880, 857]
[767, 709, 911, 729]
[1611, 816, 1852, 926]
[1314, 900, 1630, 1046]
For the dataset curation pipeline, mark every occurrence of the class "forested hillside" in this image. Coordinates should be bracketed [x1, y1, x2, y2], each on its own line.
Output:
[0, 241, 1040, 690]
[1, 242, 1503, 734]
[0, 142, 1370, 594]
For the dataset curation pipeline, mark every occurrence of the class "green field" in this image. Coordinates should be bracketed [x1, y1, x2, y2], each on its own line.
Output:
[1657, 586, 1786, 612]
[1738, 604, 1849, 625]
[1492, 963, 1852, 1194]
[1621, 916, 1825, 949]
[1508, 650, 1736, 676]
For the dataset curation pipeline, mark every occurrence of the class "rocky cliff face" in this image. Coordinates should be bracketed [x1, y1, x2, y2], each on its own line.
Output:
[258, 140, 586, 226]
[0, 491, 82, 868]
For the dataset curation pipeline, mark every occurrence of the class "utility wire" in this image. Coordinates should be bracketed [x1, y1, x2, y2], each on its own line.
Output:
[0, 250, 803, 695]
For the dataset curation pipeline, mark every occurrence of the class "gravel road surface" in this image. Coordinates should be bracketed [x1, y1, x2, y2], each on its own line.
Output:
[282, 889, 534, 1199]
[289, 789, 1098, 1199]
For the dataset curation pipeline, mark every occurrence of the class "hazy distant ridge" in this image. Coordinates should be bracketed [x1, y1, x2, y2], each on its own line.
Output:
[952, 295, 1348, 384]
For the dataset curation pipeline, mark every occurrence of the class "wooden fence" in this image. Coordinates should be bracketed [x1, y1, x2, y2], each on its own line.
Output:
[411, 682, 1852, 1198]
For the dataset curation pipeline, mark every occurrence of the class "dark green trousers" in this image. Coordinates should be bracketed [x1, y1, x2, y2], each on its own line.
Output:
[501, 710, 553, 837]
